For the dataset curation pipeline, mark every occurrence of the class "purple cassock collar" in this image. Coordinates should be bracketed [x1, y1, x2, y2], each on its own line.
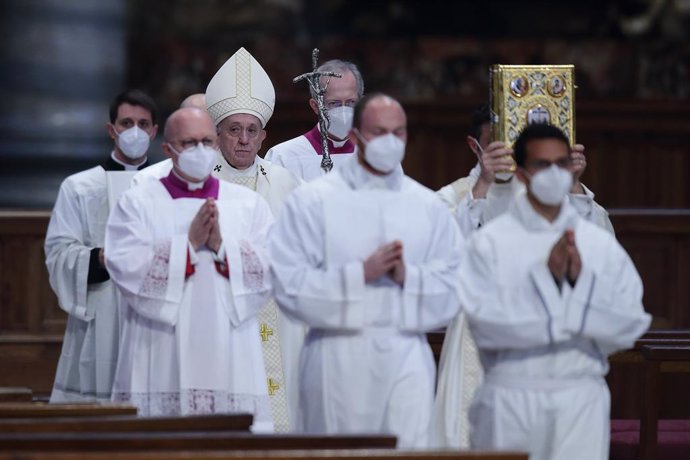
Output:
[304, 124, 356, 155]
[160, 171, 219, 199]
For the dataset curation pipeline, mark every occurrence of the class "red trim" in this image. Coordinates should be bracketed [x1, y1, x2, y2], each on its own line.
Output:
[185, 248, 195, 279]
[214, 255, 230, 279]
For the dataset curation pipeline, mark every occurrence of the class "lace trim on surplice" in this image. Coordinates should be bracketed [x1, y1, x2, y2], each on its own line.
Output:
[239, 240, 264, 291]
[140, 241, 172, 298]
[112, 389, 272, 420]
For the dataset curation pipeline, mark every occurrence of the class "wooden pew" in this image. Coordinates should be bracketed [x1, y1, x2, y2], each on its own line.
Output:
[0, 413, 252, 433]
[0, 387, 32, 402]
[0, 432, 398, 451]
[638, 345, 690, 460]
[0, 450, 529, 460]
[0, 402, 137, 418]
[609, 331, 690, 460]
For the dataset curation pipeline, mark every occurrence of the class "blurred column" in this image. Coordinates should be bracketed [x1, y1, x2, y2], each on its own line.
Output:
[0, 0, 126, 208]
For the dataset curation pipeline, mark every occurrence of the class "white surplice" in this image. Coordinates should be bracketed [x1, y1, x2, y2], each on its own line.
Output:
[132, 154, 304, 431]
[104, 178, 274, 430]
[456, 192, 650, 460]
[270, 156, 464, 448]
[264, 133, 356, 182]
[46, 166, 129, 402]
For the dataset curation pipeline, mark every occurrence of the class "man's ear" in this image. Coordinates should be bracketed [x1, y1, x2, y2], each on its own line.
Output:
[308, 98, 319, 115]
[466, 135, 480, 155]
[150, 124, 159, 139]
[107, 123, 117, 142]
[515, 167, 529, 185]
[162, 142, 174, 160]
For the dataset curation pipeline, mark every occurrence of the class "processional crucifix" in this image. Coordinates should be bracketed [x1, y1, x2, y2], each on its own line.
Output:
[293, 48, 342, 174]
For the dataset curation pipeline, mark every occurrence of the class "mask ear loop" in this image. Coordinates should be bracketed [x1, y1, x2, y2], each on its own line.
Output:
[468, 137, 484, 161]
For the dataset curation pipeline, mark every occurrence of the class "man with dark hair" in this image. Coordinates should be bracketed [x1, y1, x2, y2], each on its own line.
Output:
[447, 123, 650, 460]
[46, 89, 158, 402]
[265, 59, 365, 181]
[270, 93, 463, 447]
[437, 104, 612, 236]
[433, 118, 613, 448]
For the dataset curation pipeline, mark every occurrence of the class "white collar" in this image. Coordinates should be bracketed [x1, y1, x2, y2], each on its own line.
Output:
[111, 151, 147, 171]
[511, 192, 578, 232]
[221, 154, 258, 177]
[172, 169, 205, 190]
[339, 155, 403, 191]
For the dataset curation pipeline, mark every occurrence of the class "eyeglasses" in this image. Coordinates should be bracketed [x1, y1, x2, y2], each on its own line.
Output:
[175, 138, 217, 150]
[325, 99, 358, 110]
[525, 157, 572, 171]
[224, 125, 261, 139]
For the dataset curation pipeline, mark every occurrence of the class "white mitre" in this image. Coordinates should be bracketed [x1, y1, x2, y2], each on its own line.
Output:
[206, 47, 275, 128]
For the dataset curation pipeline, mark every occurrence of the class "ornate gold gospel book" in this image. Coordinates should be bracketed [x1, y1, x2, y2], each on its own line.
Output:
[490, 64, 576, 147]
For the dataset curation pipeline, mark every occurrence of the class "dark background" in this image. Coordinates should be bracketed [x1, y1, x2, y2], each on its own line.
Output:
[1, 0, 689, 208]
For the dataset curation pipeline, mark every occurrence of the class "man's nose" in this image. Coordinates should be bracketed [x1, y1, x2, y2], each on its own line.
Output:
[238, 129, 250, 143]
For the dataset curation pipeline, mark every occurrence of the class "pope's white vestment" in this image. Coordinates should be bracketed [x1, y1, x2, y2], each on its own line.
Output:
[270, 156, 463, 448]
[456, 193, 650, 460]
[105, 174, 274, 430]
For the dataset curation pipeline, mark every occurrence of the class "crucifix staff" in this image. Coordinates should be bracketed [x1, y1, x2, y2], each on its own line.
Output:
[293, 48, 341, 174]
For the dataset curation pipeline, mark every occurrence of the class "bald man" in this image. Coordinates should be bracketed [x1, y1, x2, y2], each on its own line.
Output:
[105, 108, 275, 430]
[270, 93, 464, 447]
[180, 93, 206, 110]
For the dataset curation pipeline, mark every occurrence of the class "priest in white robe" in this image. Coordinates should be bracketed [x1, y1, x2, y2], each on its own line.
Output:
[264, 59, 363, 182]
[130, 48, 303, 432]
[105, 107, 274, 430]
[455, 123, 650, 460]
[432, 105, 615, 449]
[270, 93, 464, 448]
[46, 90, 158, 402]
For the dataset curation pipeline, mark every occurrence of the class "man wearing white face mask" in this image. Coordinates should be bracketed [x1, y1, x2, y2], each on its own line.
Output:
[132, 49, 303, 433]
[270, 93, 464, 448]
[454, 123, 650, 460]
[105, 107, 274, 429]
[46, 89, 158, 403]
[265, 59, 364, 181]
[432, 106, 615, 449]
[446, 103, 614, 237]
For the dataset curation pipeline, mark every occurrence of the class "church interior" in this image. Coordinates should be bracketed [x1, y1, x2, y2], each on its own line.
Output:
[0, 0, 689, 459]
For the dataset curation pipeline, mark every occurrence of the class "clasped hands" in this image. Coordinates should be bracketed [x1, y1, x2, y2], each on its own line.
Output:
[548, 229, 581, 288]
[189, 198, 222, 253]
[363, 240, 405, 287]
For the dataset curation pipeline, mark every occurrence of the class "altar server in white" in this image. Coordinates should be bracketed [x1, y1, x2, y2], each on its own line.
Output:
[105, 107, 273, 431]
[456, 123, 650, 460]
[46, 90, 158, 402]
[270, 93, 464, 448]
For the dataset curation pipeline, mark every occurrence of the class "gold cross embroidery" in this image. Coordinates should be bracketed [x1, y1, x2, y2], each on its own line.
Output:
[260, 323, 273, 342]
[268, 378, 280, 396]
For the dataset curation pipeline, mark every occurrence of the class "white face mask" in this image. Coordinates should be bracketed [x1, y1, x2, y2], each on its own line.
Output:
[356, 131, 406, 174]
[172, 143, 218, 181]
[528, 164, 573, 206]
[326, 106, 354, 140]
[114, 126, 150, 159]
